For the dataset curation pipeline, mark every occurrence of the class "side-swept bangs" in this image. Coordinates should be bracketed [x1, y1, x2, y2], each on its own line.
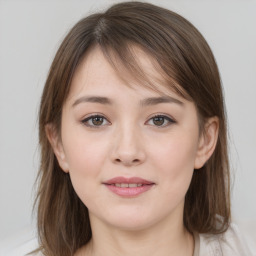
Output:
[36, 2, 230, 255]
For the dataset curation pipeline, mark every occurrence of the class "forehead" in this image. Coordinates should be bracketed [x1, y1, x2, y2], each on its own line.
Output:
[67, 45, 187, 102]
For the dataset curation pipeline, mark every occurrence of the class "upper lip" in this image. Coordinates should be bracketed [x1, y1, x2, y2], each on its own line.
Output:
[103, 176, 154, 185]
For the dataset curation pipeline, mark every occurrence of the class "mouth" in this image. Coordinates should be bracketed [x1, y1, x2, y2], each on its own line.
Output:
[103, 176, 155, 197]
[109, 183, 144, 187]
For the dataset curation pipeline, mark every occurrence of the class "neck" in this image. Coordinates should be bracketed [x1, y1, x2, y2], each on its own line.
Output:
[78, 212, 194, 256]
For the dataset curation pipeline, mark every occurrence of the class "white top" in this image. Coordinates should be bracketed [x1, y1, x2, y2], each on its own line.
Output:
[193, 223, 254, 256]
[1, 223, 254, 256]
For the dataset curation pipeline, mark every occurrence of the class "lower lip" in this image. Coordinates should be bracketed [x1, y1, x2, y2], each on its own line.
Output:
[104, 184, 154, 197]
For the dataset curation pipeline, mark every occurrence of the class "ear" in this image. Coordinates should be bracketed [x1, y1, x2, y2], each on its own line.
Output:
[45, 124, 69, 173]
[194, 117, 219, 169]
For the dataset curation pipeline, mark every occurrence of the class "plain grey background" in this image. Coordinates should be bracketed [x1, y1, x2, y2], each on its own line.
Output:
[0, 0, 256, 241]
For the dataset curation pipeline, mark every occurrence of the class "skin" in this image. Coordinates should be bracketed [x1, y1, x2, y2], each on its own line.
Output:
[47, 46, 219, 256]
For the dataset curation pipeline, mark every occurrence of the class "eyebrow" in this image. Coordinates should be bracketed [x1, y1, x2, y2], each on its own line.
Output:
[72, 96, 112, 107]
[72, 95, 183, 107]
[140, 96, 183, 107]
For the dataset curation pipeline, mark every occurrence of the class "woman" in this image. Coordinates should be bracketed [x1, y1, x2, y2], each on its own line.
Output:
[34, 1, 252, 255]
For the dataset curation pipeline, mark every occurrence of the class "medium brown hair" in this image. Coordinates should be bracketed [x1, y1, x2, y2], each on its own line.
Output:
[35, 2, 230, 255]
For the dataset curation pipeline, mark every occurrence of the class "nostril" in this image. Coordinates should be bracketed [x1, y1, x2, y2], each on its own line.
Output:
[114, 158, 140, 166]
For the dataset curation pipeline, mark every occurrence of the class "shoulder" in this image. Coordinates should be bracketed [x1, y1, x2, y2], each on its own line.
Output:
[197, 223, 254, 256]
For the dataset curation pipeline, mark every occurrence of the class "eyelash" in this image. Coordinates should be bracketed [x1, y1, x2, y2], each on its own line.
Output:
[81, 114, 176, 128]
[147, 114, 176, 127]
[81, 114, 110, 128]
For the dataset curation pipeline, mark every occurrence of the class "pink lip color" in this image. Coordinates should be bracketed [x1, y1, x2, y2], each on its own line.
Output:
[103, 176, 155, 197]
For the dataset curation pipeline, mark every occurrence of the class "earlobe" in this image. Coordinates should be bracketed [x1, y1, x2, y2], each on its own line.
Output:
[45, 124, 69, 173]
[194, 117, 219, 169]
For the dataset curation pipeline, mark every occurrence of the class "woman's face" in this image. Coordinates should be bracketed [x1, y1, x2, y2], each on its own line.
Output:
[51, 46, 210, 231]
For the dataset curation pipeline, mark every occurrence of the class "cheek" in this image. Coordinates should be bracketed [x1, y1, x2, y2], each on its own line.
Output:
[151, 133, 198, 193]
[62, 134, 110, 209]
[154, 132, 198, 168]
[61, 127, 109, 191]
[62, 122, 107, 166]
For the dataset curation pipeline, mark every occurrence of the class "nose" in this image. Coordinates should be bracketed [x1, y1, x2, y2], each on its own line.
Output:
[111, 124, 146, 167]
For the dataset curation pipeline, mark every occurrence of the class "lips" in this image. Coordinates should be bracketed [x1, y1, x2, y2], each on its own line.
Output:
[103, 176, 155, 197]
[104, 176, 154, 185]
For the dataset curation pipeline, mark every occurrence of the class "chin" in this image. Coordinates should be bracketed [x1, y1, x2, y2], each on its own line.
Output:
[109, 218, 154, 231]
[95, 208, 162, 232]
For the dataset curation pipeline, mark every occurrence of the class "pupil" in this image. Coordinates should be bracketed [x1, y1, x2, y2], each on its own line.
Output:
[153, 117, 164, 126]
[92, 117, 103, 125]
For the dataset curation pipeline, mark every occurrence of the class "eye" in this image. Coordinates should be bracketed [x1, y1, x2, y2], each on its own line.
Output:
[81, 114, 110, 128]
[147, 114, 176, 127]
